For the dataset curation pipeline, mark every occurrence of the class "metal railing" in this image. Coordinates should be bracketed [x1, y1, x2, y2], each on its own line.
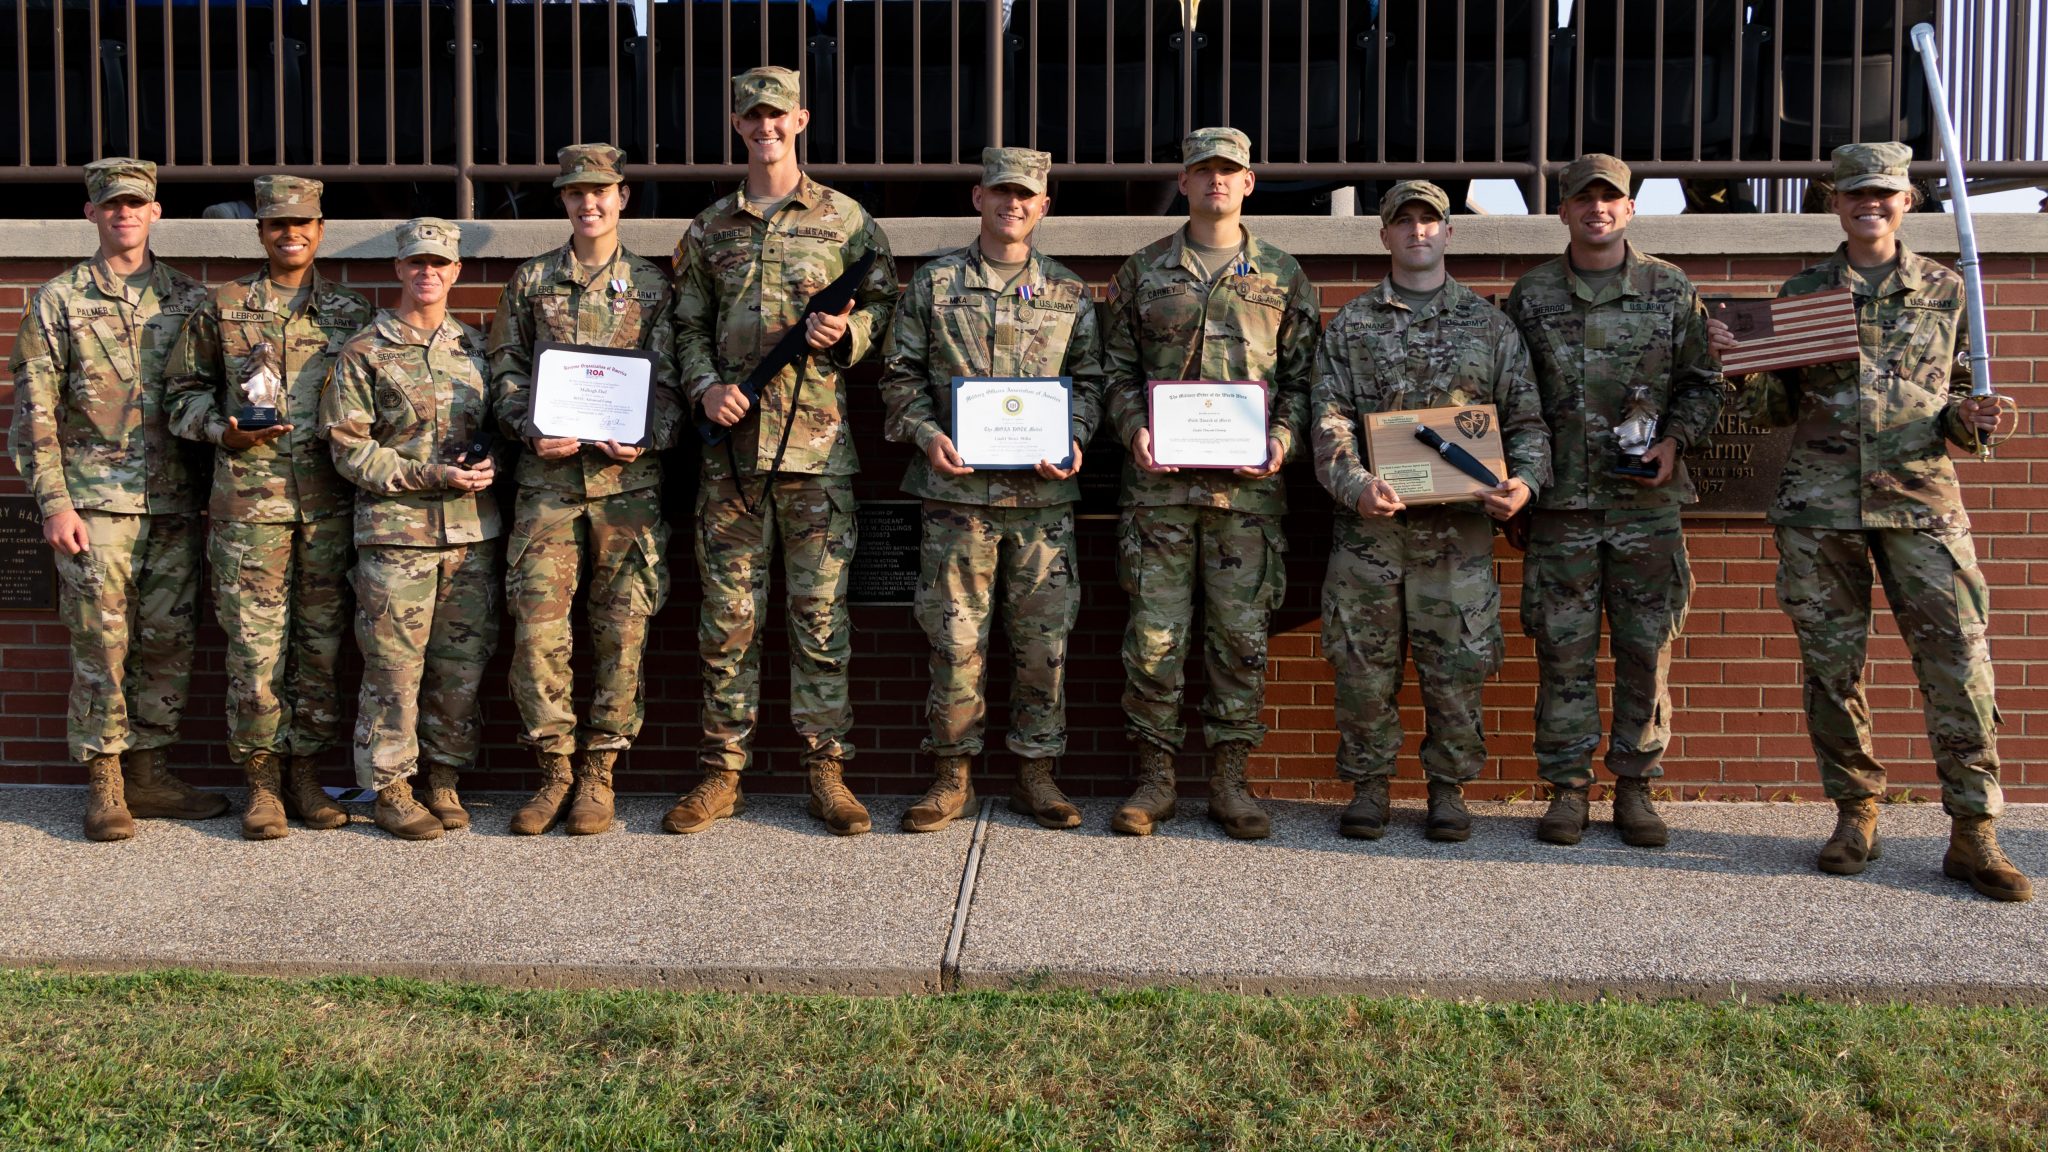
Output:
[6, 0, 2045, 216]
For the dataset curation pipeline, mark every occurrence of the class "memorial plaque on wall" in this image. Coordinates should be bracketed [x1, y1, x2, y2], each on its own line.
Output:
[1681, 411, 1794, 517]
[1075, 441, 1123, 519]
[849, 500, 921, 606]
[0, 496, 55, 610]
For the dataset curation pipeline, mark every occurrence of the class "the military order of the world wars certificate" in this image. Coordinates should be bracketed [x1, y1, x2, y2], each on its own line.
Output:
[951, 376, 1075, 470]
[1147, 380, 1269, 468]
[526, 341, 657, 447]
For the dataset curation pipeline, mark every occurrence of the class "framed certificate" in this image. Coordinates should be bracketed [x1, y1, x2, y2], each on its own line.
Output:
[525, 341, 657, 447]
[1146, 380, 1269, 469]
[950, 376, 1075, 470]
[1362, 404, 1507, 505]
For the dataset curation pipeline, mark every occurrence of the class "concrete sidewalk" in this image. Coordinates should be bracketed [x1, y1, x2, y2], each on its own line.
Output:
[2, 786, 2045, 1002]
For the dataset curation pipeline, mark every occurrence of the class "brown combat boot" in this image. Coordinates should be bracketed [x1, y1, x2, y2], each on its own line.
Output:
[121, 748, 229, 820]
[1816, 797, 1882, 876]
[807, 758, 871, 836]
[1537, 785, 1590, 845]
[510, 751, 575, 836]
[1943, 815, 2034, 902]
[375, 780, 443, 841]
[421, 765, 468, 830]
[1207, 742, 1270, 841]
[1612, 776, 1670, 848]
[1425, 779, 1471, 843]
[282, 756, 347, 830]
[564, 749, 617, 836]
[662, 770, 745, 834]
[1340, 776, 1390, 840]
[1111, 745, 1177, 836]
[240, 751, 288, 841]
[903, 755, 975, 833]
[1009, 757, 1082, 830]
[82, 753, 134, 842]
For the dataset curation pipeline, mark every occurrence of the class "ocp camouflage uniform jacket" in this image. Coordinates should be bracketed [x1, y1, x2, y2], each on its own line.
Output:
[163, 269, 375, 523]
[1731, 241, 1987, 532]
[671, 174, 898, 479]
[487, 241, 683, 497]
[9, 255, 208, 517]
[877, 243, 1105, 507]
[319, 312, 501, 547]
[1313, 276, 1551, 517]
[1507, 241, 1722, 510]
[1103, 226, 1320, 514]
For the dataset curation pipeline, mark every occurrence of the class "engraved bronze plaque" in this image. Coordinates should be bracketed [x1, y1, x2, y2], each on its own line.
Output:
[0, 496, 56, 611]
[849, 500, 922, 606]
[1682, 412, 1794, 517]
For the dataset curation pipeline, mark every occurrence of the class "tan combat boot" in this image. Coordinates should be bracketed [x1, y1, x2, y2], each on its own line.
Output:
[1816, 797, 1881, 875]
[1425, 779, 1471, 843]
[903, 754, 975, 833]
[375, 780, 444, 841]
[1111, 745, 1177, 836]
[564, 749, 617, 836]
[510, 751, 575, 836]
[1536, 785, 1590, 845]
[421, 765, 469, 830]
[1943, 815, 2034, 902]
[807, 757, 872, 836]
[240, 751, 288, 841]
[662, 770, 745, 834]
[1207, 742, 1270, 841]
[1009, 757, 1082, 830]
[1611, 776, 1669, 848]
[282, 756, 347, 830]
[1340, 776, 1390, 840]
[82, 753, 135, 842]
[121, 748, 229, 820]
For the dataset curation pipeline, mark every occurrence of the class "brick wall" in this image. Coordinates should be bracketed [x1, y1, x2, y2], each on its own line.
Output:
[2, 228, 2044, 803]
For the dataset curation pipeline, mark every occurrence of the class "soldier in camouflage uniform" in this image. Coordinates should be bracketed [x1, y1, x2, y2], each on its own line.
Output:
[319, 218, 502, 841]
[1709, 143, 2030, 902]
[664, 66, 898, 836]
[877, 147, 1105, 834]
[165, 175, 372, 840]
[489, 143, 682, 838]
[1507, 153, 1722, 850]
[1313, 181, 1551, 842]
[1102, 128, 1321, 841]
[8, 158, 227, 841]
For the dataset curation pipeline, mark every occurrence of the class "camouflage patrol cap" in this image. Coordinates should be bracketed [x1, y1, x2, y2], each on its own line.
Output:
[85, 157, 156, 204]
[394, 217, 462, 261]
[1182, 127, 1252, 170]
[981, 147, 1052, 195]
[1832, 141, 1913, 193]
[555, 142, 626, 188]
[1379, 179, 1451, 225]
[733, 66, 802, 115]
[1560, 153, 1632, 199]
[253, 175, 324, 219]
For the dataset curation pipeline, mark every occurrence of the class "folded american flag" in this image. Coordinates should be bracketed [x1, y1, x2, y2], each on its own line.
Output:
[1711, 288, 1861, 375]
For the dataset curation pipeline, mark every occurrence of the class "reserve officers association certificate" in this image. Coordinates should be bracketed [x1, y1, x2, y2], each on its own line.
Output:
[1146, 380, 1269, 468]
[951, 376, 1075, 470]
[525, 340, 657, 446]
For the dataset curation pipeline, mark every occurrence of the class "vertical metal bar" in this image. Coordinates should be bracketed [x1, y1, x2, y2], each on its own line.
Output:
[1142, 0, 1152, 163]
[1494, 0, 1505, 162]
[533, 0, 545, 165]
[1808, 0, 1820, 160]
[53, 0, 67, 166]
[161, 0, 176, 161]
[793, 0, 805, 165]
[1890, 0, 1904, 138]
[1850, 0, 1864, 151]
[1374, 0, 1385, 163]
[1528, 0, 1550, 212]
[237, 0, 249, 165]
[272, 0, 284, 163]
[1335, 0, 1345, 164]
[1066, 0, 1076, 160]
[127, 0, 140, 157]
[1181, 0, 1194, 148]
[1452, 0, 1464, 162]
[1572, 0, 1585, 157]
[1297, 0, 1308, 160]
[418, 0, 430, 169]
[88, 0, 101, 158]
[309, 0, 320, 165]
[1611, 0, 1623, 155]
[609, 0, 621, 148]
[647, 0, 659, 163]
[455, 0, 473, 218]
[1222, 0, 1233, 153]
[1027, 0, 1038, 151]
[1728, 0, 1741, 163]
[1258, 0, 1268, 162]
[987, 0, 1003, 151]
[952, 0, 961, 164]
[1105, 0, 1116, 162]
[1968, 0, 1988, 160]
[383, 0, 395, 165]
[872, 0, 883, 163]
[572, 0, 585, 154]
[345, 0, 357, 166]
[1768, 0, 1780, 164]
[1690, 0, 1702, 159]
[498, 0, 509, 172]
[17, 1, 31, 167]
[1414, 0, 1426, 162]
[913, 0, 923, 164]
[836, 0, 846, 162]
[1652, 0, 1664, 160]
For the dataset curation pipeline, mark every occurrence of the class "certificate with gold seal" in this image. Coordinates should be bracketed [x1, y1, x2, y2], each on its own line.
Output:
[1146, 380, 1269, 468]
[950, 376, 1075, 470]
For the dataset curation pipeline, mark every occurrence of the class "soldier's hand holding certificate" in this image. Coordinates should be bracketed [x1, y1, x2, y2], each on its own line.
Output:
[1146, 380, 1269, 468]
[525, 341, 657, 447]
[951, 376, 1075, 470]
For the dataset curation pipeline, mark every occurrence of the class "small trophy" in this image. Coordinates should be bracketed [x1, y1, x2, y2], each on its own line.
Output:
[1611, 381, 1661, 478]
[237, 341, 283, 430]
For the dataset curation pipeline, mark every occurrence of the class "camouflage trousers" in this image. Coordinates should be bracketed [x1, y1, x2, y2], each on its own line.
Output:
[209, 517, 353, 764]
[696, 474, 857, 774]
[1322, 508, 1501, 784]
[505, 487, 670, 756]
[914, 499, 1080, 759]
[1776, 524, 2003, 817]
[1117, 504, 1287, 753]
[1520, 507, 1692, 787]
[350, 542, 500, 791]
[53, 511, 200, 761]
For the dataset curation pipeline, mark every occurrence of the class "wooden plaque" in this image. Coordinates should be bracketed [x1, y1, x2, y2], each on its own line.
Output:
[1362, 404, 1507, 506]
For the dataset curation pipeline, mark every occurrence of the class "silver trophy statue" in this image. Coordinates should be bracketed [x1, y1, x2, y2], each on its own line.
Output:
[1612, 381, 1660, 478]
[238, 341, 284, 430]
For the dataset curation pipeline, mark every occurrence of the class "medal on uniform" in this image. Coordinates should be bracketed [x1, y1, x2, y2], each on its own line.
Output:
[1018, 283, 1036, 302]
[609, 276, 629, 314]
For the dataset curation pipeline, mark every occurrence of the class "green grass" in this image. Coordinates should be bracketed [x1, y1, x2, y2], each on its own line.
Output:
[1, 969, 2044, 1150]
